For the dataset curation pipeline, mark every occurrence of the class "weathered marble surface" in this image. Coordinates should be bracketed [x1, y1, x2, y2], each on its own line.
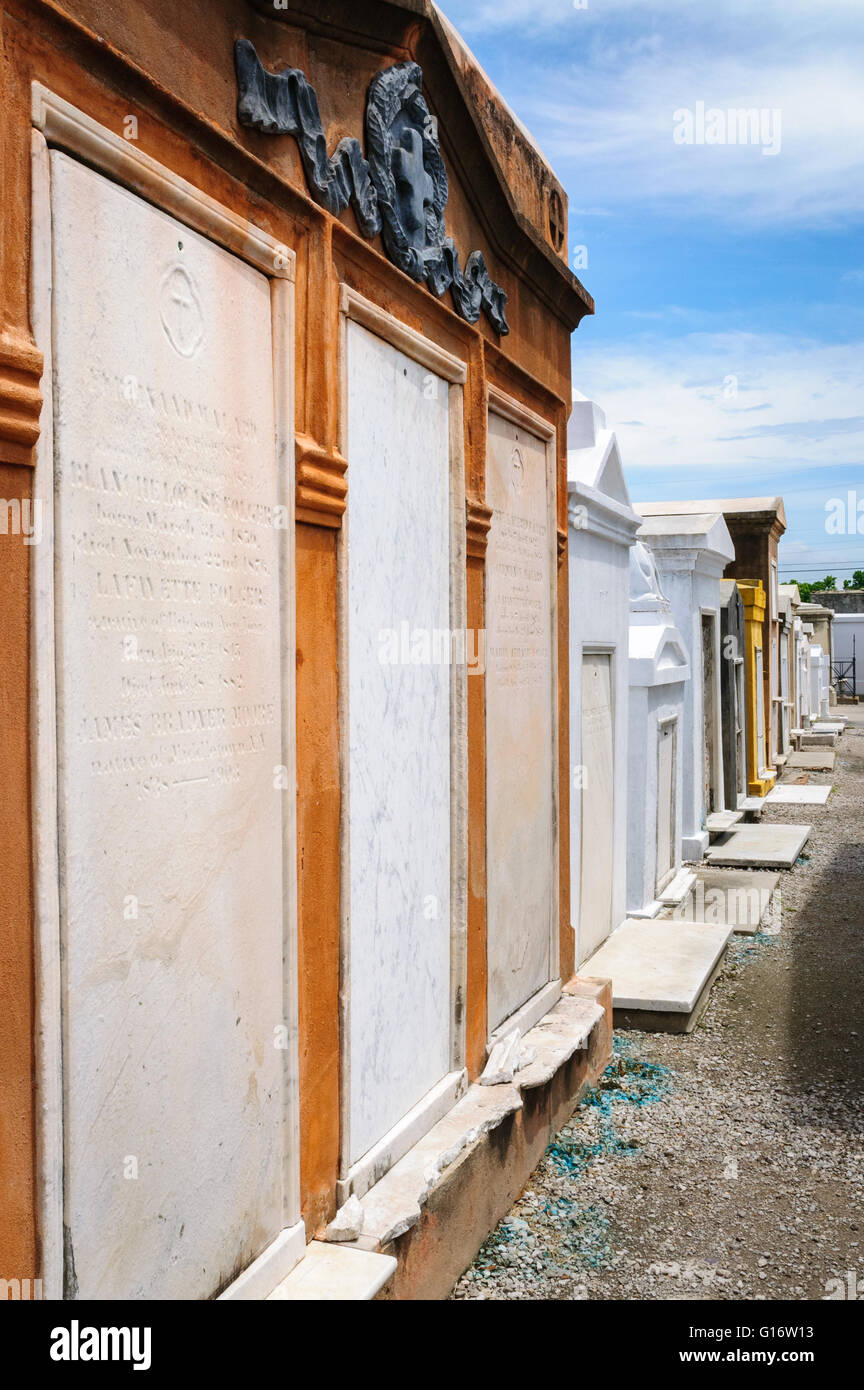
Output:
[567, 406, 641, 964]
[579, 653, 615, 958]
[485, 409, 554, 1032]
[50, 153, 290, 1298]
[346, 321, 452, 1165]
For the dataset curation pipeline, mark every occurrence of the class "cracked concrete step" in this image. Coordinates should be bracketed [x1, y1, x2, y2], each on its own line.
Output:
[706, 809, 744, 835]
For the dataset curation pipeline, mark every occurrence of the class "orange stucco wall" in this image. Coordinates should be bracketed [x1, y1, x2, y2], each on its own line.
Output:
[0, 461, 37, 1285]
[0, 0, 586, 1270]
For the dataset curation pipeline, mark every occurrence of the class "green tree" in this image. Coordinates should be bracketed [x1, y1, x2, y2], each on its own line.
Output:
[810, 576, 837, 592]
[788, 579, 813, 600]
[843, 569, 864, 589]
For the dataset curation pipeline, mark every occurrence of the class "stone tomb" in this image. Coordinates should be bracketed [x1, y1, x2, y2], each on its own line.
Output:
[795, 619, 814, 728]
[625, 541, 690, 917]
[566, 397, 641, 964]
[776, 589, 793, 760]
[719, 581, 748, 808]
[636, 498, 787, 778]
[36, 151, 298, 1298]
[634, 511, 734, 859]
[738, 581, 776, 796]
[485, 396, 558, 1037]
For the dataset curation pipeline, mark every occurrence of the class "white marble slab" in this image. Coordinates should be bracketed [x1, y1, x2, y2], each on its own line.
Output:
[50, 153, 291, 1298]
[485, 409, 554, 1031]
[346, 322, 452, 1166]
[767, 784, 832, 804]
[579, 653, 615, 959]
[583, 919, 732, 1013]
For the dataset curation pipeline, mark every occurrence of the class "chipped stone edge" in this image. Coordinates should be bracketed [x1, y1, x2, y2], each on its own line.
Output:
[356, 990, 606, 1247]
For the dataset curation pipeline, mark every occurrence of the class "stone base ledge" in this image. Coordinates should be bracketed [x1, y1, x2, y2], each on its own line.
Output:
[326, 977, 612, 1300]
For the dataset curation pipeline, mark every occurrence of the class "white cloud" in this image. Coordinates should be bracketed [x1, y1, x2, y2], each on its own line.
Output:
[516, 58, 864, 227]
[572, 331, 864, 475]
[439, 1, 864, 227]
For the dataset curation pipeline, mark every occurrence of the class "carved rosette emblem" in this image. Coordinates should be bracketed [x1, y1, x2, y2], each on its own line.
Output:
[234, 39, 508, 334]
[160, 265, 203, 358]
[510, 445, 525, 494]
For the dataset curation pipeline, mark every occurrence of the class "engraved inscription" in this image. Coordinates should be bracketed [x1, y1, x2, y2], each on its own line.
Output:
[49, 151, 288, 1300]
[485, 409, 554, 1032]
[61, 362, 279, 801]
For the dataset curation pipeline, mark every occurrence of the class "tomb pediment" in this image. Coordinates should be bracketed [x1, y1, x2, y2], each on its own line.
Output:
[629, 616, 690, 687]
[635, 510, 735, 573]
[567, 397, 640, 543]
[243, 1, 593, 332]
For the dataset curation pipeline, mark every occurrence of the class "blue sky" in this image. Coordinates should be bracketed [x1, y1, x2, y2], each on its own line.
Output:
[440, 0, 864, 581]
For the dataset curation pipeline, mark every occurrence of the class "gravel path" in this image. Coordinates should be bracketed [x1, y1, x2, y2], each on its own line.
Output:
[453, 710, 864, 1301]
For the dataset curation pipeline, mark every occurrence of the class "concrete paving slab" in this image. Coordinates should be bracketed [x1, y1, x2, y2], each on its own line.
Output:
[267, 1241, 396, 1300]
[787, 750, 836, 771]
[705, 822, 811, 868]
[798, 732, 837, 748]
[706, 810, 744, 833]
[812, 721, 845, 734]
[583, 919, 732, 1022]
[767, 784, 832, 805]
[656, 867, 697, 905]
[663, 867, 779, 933]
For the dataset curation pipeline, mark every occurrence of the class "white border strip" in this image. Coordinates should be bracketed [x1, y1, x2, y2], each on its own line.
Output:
[31, 83, 294, 282]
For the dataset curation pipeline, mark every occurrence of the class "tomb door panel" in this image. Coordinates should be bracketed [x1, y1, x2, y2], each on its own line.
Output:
[578, 653, 614, 962]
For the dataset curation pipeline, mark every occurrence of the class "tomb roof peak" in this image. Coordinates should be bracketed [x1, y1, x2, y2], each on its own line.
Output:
[567, 396, 636, 514]
[634, 509, 735, 566]
[635, 496, 786, 533]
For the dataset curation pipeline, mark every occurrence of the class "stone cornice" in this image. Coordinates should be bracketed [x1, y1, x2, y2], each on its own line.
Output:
[0, 331, 43, 463]
[465, 497, 493, 558]
[295, 434, 348, 527]
[567, 482, 641, 550]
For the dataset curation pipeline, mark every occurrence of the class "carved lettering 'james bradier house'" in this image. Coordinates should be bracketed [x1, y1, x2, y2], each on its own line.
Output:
[0, 0, 599, 1303]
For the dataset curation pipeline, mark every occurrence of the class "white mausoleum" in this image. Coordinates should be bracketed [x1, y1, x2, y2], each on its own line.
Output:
[626, 540, 690, 917]
[567, 396, 642, 964]
[633, 510, 735, 859]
